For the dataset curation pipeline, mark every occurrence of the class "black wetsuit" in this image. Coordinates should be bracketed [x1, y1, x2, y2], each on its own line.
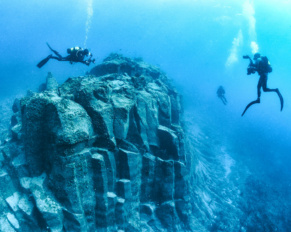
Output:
[241, 56, 283, 116]
[255, 59, 274, 99]
[37, 43, 95, 68]
[217, 86, 227, 105]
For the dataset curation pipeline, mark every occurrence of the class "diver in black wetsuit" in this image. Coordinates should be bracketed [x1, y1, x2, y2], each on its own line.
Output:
[217, 86, 227, 105]
[241, 53, 284, 116]
[37, 43, 95, 68]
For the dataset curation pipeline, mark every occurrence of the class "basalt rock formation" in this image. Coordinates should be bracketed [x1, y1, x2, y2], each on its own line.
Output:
[0, 54, 194, 231]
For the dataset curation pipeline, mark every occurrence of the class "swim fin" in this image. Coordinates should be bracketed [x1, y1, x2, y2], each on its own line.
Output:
[276, 89, 284, 111]
[241, 98, 260, 116]
[46, 43, 62, 59]
[37, 55, 52, 68]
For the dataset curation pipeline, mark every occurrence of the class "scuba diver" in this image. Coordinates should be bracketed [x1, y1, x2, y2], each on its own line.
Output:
[217, 86, 227, 105]
[37, 43, 95, 68]
[241, 53, 284, 116]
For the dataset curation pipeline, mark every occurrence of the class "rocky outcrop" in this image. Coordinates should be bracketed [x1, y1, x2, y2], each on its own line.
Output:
[0, 54, 194, 231]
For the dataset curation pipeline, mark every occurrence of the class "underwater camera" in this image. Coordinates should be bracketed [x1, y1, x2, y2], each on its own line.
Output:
[247, 66, 256, 75]
[243, 55, 256, 75]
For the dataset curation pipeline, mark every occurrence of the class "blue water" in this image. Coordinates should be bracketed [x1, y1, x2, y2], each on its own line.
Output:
[1, 0, 290, 224]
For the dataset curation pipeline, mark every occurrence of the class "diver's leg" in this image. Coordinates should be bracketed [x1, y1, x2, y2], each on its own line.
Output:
[220, 97, 225, 105]
[242, 80, 261, 116]
[221, 96, 227, 105]
[262, 79, 284, 111]
[51, 56, 72, 62]
[46, 43, 62, 59]
[48, 56, 72, 64]
[50, 56, 63, 61]
[257, 77, 263, 100]
[37, 55, 67, 68]
[261, 79, 277, 93]
[220, 98, 226, 105]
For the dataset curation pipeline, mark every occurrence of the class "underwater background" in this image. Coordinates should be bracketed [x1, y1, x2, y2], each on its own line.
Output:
[0, 0, 290, 230]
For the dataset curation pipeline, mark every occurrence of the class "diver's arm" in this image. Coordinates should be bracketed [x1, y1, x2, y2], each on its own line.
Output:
[79, 59, 94, 66]
[243, 55, 255, 66]
[78, 60, 89, 65]
[243, 55, 257, 75]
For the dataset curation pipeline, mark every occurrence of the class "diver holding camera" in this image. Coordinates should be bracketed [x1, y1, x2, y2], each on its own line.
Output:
[243, 55, 256, 75]
[241, 53, 284, 116]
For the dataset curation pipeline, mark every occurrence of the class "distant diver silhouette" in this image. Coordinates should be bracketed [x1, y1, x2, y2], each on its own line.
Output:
[241, 53, 283, 116]
[37, 43, 95, 68]
[217, 86, 227, 105]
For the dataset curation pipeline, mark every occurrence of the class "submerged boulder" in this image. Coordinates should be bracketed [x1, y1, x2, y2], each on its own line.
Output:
[0, 54, 193, 231]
